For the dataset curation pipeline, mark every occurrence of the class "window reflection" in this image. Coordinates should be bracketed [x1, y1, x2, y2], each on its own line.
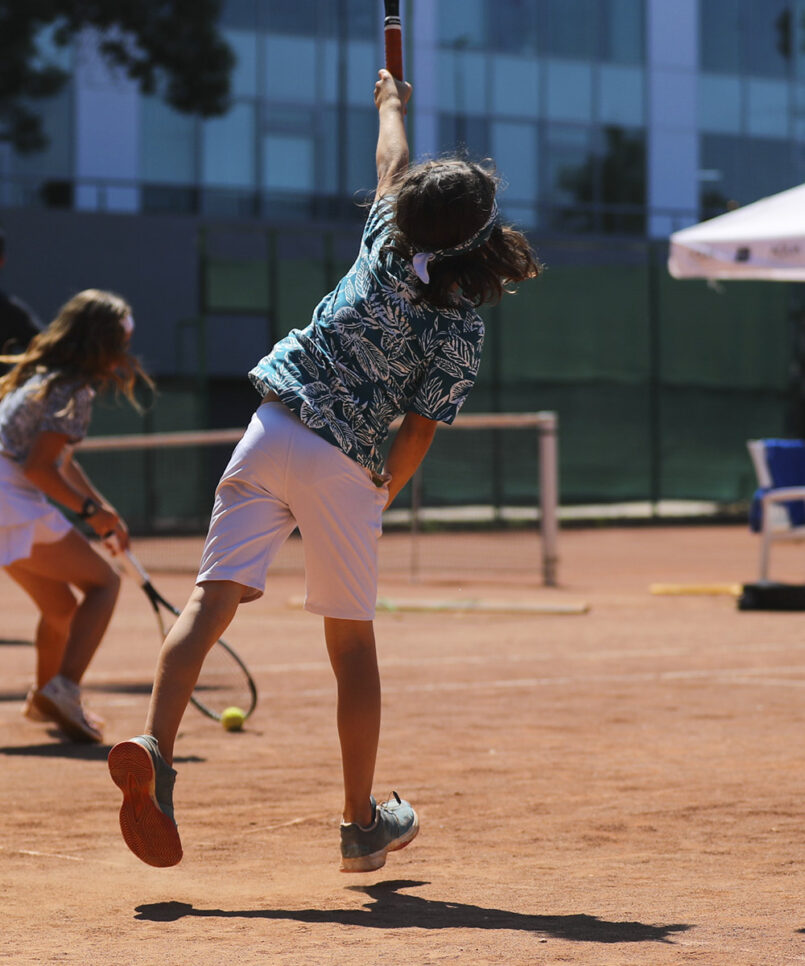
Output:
[546, 60, 594, 122]
[746, 79, 791, 137]
[599, 65, 644, 126]
[486, 0, 539, 55]
[141, 96, 196, 183]
[700, 133, 797, 215]
[746, 0, 791, 78]
[224, 29, 258, 98]
[263, 134, 313, 191]
[604, 0, 644, 65]
[491, 55, 540, 116]
[546, 0, 598, 59]
[546, 123, 645, 233]
[492, 121, 538, 204]
[438, 0, 486, 50]
[698, 74, 743, 134]
[701, 0, 797, 77]
[265, 36, 317, 103]
[202, 104, 255, 187]
[132, 0, 653, 232]
[700, 0, 742, 73]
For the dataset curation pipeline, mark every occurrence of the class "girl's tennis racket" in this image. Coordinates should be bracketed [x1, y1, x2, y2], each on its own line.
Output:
[383, 0, 404, 80]
[120, 549, 258, 723]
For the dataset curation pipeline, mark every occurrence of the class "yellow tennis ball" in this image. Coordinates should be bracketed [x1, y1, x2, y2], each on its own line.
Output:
[221, 706, 246, 731]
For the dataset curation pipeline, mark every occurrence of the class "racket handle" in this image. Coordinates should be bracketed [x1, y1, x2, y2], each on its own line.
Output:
[384, 7, 404, 81]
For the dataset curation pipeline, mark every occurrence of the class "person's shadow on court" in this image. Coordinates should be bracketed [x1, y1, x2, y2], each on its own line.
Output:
[134, 879, 691, 945]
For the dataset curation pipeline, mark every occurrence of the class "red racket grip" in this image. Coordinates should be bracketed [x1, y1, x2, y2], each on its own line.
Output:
[384, 3, 404, 81]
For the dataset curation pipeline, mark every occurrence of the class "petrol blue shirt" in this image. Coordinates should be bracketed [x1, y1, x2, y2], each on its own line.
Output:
[248, 197, 485, 474]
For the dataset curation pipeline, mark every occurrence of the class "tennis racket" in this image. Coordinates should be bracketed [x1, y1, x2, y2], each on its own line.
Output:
[119, 549, 258, 723]
[383, 0, 404, 80]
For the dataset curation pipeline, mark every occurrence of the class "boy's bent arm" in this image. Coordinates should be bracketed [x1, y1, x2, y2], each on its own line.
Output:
[374, 69, 411, 197]
[383, 411, 438, 509]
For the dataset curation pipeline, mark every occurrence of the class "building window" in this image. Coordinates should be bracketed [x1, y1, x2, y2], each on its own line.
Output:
[700, 133, 796, 215]
[701, 0, 794, 77]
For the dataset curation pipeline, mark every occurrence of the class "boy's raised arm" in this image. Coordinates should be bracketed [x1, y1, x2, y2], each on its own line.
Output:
[374, 69, 411, 198]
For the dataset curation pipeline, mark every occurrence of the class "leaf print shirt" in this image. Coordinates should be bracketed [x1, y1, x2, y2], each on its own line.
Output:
[248, 197, 485, 474]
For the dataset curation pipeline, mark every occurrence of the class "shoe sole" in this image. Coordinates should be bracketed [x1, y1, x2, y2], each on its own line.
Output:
[340, 812, 420, 873]
[108, 741, 183, 868]
[32, 691, 102, 743]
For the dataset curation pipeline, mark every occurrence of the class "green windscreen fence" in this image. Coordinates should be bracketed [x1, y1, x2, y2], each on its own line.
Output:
[79, 227, 801, 533]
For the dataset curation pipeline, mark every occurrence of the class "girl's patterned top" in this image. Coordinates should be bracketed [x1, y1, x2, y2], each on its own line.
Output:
[249, 197, 485, 474]
[0, 372, 94, 463]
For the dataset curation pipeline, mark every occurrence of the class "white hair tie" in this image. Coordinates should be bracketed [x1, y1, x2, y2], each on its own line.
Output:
[412, 252, 436, 284]
[121, 314, 135, 335]
[410, 201, 500, 285]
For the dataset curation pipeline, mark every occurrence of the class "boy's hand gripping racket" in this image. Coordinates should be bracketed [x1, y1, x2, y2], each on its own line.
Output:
[383, 0, 404, 80]
[120, 549, 258, 723]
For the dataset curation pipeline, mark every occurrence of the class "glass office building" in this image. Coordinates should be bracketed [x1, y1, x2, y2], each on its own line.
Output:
[1, 0, 804, 514]
[5, 0, 805, 236]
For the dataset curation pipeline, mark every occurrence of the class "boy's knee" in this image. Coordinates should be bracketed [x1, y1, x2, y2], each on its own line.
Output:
[324, 618, 377, 659]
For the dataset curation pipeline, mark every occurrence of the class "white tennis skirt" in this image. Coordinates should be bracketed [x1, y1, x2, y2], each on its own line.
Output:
[0, 454, 72, 567]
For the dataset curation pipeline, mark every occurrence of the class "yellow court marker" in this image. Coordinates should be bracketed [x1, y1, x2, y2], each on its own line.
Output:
[649, 583, 742, 597]
[288, 596, 589, 615]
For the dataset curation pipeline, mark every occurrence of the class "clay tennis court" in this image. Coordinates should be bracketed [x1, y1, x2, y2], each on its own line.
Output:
[2, 523, 805, 965]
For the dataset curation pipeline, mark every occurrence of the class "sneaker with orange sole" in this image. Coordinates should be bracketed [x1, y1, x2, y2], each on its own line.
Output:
[108, 735, 183, 868]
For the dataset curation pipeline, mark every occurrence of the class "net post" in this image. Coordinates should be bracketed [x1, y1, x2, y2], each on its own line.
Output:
[537, 411, 559, 586]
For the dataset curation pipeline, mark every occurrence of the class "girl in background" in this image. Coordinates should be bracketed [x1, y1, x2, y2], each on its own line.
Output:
[0, 289, 151, 743]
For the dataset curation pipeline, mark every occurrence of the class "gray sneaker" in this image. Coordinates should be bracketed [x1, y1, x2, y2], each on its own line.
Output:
[108, 734, 183, 868]
[340, 792, 419, 873]
[32, 674, 103, 743]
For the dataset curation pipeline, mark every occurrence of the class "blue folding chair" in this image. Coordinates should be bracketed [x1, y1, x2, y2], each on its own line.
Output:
[747, 438, 805, 582]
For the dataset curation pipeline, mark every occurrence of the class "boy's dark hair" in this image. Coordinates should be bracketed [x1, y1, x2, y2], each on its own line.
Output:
[382, 158, 541, 308]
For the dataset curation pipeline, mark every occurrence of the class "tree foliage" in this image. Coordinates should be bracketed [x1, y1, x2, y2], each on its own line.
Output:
[0, 0, 234, 153]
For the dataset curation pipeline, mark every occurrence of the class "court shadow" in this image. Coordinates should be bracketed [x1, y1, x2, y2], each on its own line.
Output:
[0, 690, 27, 703]
[134, 880, 692, 944]
[83, 682, 153, 696]
[0, 742, 204, 765]
[0, 741, 111, 760]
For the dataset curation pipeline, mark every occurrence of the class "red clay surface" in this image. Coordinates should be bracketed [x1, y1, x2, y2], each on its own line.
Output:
[2, 524, 805, 965]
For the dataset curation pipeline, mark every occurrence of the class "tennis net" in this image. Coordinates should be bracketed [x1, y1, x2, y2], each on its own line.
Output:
[77, 411, 559, 585]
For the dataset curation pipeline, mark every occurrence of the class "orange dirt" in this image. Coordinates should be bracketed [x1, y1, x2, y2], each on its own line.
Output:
[2, 525, 805, 965]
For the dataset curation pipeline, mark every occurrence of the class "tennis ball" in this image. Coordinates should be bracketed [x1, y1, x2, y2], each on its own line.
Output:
[221, 706, 246, 731]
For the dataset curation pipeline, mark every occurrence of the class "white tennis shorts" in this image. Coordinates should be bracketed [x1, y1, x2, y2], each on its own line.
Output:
[197, 401, 388, 620]
[0, 453, 72, 567]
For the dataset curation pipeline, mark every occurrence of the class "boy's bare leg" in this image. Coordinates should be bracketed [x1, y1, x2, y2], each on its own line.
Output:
[324, 617, 380, 829]
[145, 579, 244, 764]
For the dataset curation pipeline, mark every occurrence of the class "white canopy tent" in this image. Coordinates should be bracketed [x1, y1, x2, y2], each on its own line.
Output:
[668, 183, 805, 282]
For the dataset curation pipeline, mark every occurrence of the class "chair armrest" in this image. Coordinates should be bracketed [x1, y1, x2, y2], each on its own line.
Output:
[761, 487, 805, 505]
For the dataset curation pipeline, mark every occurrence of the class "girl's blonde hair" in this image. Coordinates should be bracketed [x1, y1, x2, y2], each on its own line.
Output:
[0, 289, 153, 408]
[383, 157, 542, 308]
